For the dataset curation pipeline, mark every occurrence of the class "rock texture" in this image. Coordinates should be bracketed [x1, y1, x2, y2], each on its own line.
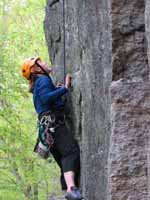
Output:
[44, 1, 111, 200]
[111, 0, 149, 81]
[146, 0, 150, 69]
[108, 81, 150, 200]
[44, 0, 150, 200]
[107, 1, 149, 200]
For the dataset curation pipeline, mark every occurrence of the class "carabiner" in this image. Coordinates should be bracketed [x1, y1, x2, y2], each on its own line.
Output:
[40, 116, 49, 126]
[48, 114, 55, 124]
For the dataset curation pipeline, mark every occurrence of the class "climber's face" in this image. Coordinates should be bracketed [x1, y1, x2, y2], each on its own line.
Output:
[31, 60, 53, 74]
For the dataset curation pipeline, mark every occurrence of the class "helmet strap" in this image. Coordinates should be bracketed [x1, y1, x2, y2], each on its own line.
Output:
[30, 72, 45, 80]
[35, 61, 50, 79]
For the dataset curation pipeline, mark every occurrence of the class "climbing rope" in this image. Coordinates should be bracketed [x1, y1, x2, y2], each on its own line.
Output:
[62, 0, 66, 84]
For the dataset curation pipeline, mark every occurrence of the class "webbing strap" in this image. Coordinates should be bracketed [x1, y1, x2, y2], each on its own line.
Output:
[62, 0, 66, 84]
[35, 61, 51, 79]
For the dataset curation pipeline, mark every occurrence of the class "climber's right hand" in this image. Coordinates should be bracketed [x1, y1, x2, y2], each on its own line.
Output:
[65, 74, 72, 89]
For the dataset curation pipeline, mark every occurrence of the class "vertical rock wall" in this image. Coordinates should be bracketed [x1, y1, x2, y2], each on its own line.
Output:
[44, 0, 150, 200]
[146, 0, 150, 67]
[111, 0, 149, 81]
[44, 1, 111, 200]
[108, 0, 150, 200]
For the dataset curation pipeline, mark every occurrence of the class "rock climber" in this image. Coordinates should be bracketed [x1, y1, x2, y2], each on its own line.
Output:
[21, 57, 83, 200]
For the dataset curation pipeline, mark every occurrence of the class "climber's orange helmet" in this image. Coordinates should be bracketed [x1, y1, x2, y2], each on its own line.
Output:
[21, 57, 41, 80]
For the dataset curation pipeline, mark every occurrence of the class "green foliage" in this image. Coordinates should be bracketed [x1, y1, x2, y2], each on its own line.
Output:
[0, 1, 61, 199]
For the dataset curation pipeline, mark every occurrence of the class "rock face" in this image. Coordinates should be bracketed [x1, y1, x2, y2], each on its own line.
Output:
[44, 1, 111, 200]
[111, 0, 149, 81]
[146, 0, 150, 68]
[44, 0, 150, 200]
[107, 1, 150, 200]
[108, 81, 150, 200]
[107, 0, 149, 200]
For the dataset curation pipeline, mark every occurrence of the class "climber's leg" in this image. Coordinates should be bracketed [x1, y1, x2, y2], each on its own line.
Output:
[53, 124, 83, 199]
[64, 171, 75, 192]
[53, 124, 80, 184]
[50, 148, 67, 190]
[64, 171, 83, 199]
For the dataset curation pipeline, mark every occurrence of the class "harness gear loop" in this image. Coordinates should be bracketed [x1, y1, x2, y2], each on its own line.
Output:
[40, 114, 56, 126]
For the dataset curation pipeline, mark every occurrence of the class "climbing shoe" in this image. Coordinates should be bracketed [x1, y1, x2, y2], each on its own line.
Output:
[65, 187, 83, 200]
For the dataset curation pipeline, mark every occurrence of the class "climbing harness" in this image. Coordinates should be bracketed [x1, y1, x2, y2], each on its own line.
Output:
[34, 111, 66, 159]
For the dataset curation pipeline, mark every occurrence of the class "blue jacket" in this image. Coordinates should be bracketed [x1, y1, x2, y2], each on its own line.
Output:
[33, 75, 68, 115]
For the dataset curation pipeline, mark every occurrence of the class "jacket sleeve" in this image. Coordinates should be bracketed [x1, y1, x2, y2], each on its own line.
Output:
[38, 77, 68, 104]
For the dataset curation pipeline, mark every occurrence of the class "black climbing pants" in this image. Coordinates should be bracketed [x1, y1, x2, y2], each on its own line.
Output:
[50, 123, 80, 190]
